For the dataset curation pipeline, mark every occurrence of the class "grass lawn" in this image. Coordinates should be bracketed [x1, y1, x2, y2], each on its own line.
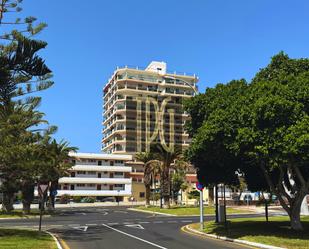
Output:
[136, 206, 252, 215]
[0, 228, 56, 249]
[190, 216, 309, 249]
[0, 209, 49, 218]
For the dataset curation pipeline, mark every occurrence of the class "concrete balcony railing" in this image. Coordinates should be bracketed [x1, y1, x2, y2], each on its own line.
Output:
[71, 165, 131, 172]
[56, 190, 132, 197]
[59, 177, 131, 185]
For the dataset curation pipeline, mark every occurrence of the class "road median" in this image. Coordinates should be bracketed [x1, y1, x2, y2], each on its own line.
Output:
[182, 216, 309, 249]
[182, 224, 285, 249]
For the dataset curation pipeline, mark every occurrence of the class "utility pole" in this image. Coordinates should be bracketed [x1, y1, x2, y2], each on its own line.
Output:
[215, 184, 219, 223]
[199, 188, 204, 230]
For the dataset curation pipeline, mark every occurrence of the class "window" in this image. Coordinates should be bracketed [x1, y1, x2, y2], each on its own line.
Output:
[114, 172, 124, 176]
[88, 159, 96, 163]
[77, 171, 86, 174]
[98, 160, 102, 166]
[115, 160, 123, 164]
[72, 159, 76, 164]
[139, 192, 145, 198]
[114, 184, 124, 188]
[110, 161, 114, 166]
[87, 184, 95, 187]
[77, 184, 85, 187]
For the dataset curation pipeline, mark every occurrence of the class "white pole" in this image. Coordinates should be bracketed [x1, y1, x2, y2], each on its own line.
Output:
[301, 195, 309, 215]
[200, 189, 204, 230]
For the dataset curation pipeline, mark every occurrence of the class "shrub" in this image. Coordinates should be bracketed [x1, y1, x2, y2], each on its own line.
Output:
[60, 194, 71, 204]
[81, 197, 96, 203]
[72, 196, 82, 203]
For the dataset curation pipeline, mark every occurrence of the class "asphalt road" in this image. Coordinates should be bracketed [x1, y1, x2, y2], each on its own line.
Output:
[0, 206, 259, 249]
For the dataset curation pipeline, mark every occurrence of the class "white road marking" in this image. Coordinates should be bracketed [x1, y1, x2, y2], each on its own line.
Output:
[85, 223, 97, 226]
[102, 224, 168, 249]
[167, 221, 177, 223]
[101, 211, 108, 216]
[72, 225, 88, 232]
[114, 211, 128, 213]
[181, 220, 193, 223]
[139, 221, 150, 224]
[125, 224, 145, 230]
[107, 222, 119, 225]
[123, 222, 133, 224]
[153, 221, 163, 223]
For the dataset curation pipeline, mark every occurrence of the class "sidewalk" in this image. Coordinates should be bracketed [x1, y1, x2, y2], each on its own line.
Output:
[230, 205, 287, 215]
[11, 201, 145, 210]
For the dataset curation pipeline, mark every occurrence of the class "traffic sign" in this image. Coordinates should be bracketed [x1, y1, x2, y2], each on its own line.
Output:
[38, 184, 48, 197]
[196, 182, 204, 191]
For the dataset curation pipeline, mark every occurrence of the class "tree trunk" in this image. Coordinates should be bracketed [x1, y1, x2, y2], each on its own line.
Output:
[208, 186, 214, 206]
[21, 181, 35, 214]
[161, 167, 170, 208]
[145, 184, 151, 206]
[289, 194, 305, 231]
[2, 191, 15, 212]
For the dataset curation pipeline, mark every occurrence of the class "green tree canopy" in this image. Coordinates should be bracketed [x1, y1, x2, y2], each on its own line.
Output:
[185, 52, 309, 230]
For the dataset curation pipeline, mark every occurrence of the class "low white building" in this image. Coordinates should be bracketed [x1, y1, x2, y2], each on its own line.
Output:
[57, 152, 133, 200]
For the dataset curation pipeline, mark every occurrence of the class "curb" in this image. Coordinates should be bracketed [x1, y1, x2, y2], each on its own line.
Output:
[45, 231, 64, 249]
[127, 208, 257, 217]
[0, 215, 51, 220]
[127, 208, 176, 216]
[182, 225, 286, 249]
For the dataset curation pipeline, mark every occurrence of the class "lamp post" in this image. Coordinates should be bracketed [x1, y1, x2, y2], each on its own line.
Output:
[163, 76, 198, 95]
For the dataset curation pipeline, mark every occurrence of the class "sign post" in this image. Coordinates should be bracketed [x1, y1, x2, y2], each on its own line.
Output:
[196, 182, 204, 230]
[38, 184, 49, 232]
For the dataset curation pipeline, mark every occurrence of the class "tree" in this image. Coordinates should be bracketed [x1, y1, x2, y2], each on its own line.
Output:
[185, 52, 309, 230]
[148, 144, 186, 208]
[234, 53, 309, 230]
[171, 171, 186, 204]
[1, 0, 47, 52]
[135, 152, 155, 206]
[0, 100, 46, 212]
[185, 80, 247, 187]
[42, 139, 78, 210]
[0, 1, 54, 212]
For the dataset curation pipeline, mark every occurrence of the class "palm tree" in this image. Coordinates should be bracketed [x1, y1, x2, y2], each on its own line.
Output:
[43, 139, 78, 209]
[135, 152, 155, 206]
[149, 144, 186, 209]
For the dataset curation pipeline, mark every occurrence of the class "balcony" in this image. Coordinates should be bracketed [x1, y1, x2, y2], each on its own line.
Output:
[56, 189, 132, 197]
[71, 165, 131, 172]
[59, 177, 131, 184]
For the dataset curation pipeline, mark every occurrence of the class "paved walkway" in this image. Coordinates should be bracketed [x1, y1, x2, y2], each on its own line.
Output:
[11, 201, 145, 210]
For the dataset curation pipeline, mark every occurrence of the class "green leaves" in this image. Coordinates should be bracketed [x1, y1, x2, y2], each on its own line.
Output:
[185, 52, 309, 195]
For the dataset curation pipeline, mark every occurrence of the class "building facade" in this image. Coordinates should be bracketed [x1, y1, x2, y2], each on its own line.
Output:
[57, 152, 133, 200]
[101, 62, 200, 202]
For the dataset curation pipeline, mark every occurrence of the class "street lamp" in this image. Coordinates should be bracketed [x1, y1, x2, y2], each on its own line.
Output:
[163, 75, 198, 95]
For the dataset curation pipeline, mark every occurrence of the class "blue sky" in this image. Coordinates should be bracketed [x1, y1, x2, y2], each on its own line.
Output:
[20, 0, 309, 152]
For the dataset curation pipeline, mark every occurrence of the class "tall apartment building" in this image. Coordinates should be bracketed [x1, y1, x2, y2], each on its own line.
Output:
[102, 61, 198, 154]
[57, 152, 132, 201]
[101, 62, 199, 202]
